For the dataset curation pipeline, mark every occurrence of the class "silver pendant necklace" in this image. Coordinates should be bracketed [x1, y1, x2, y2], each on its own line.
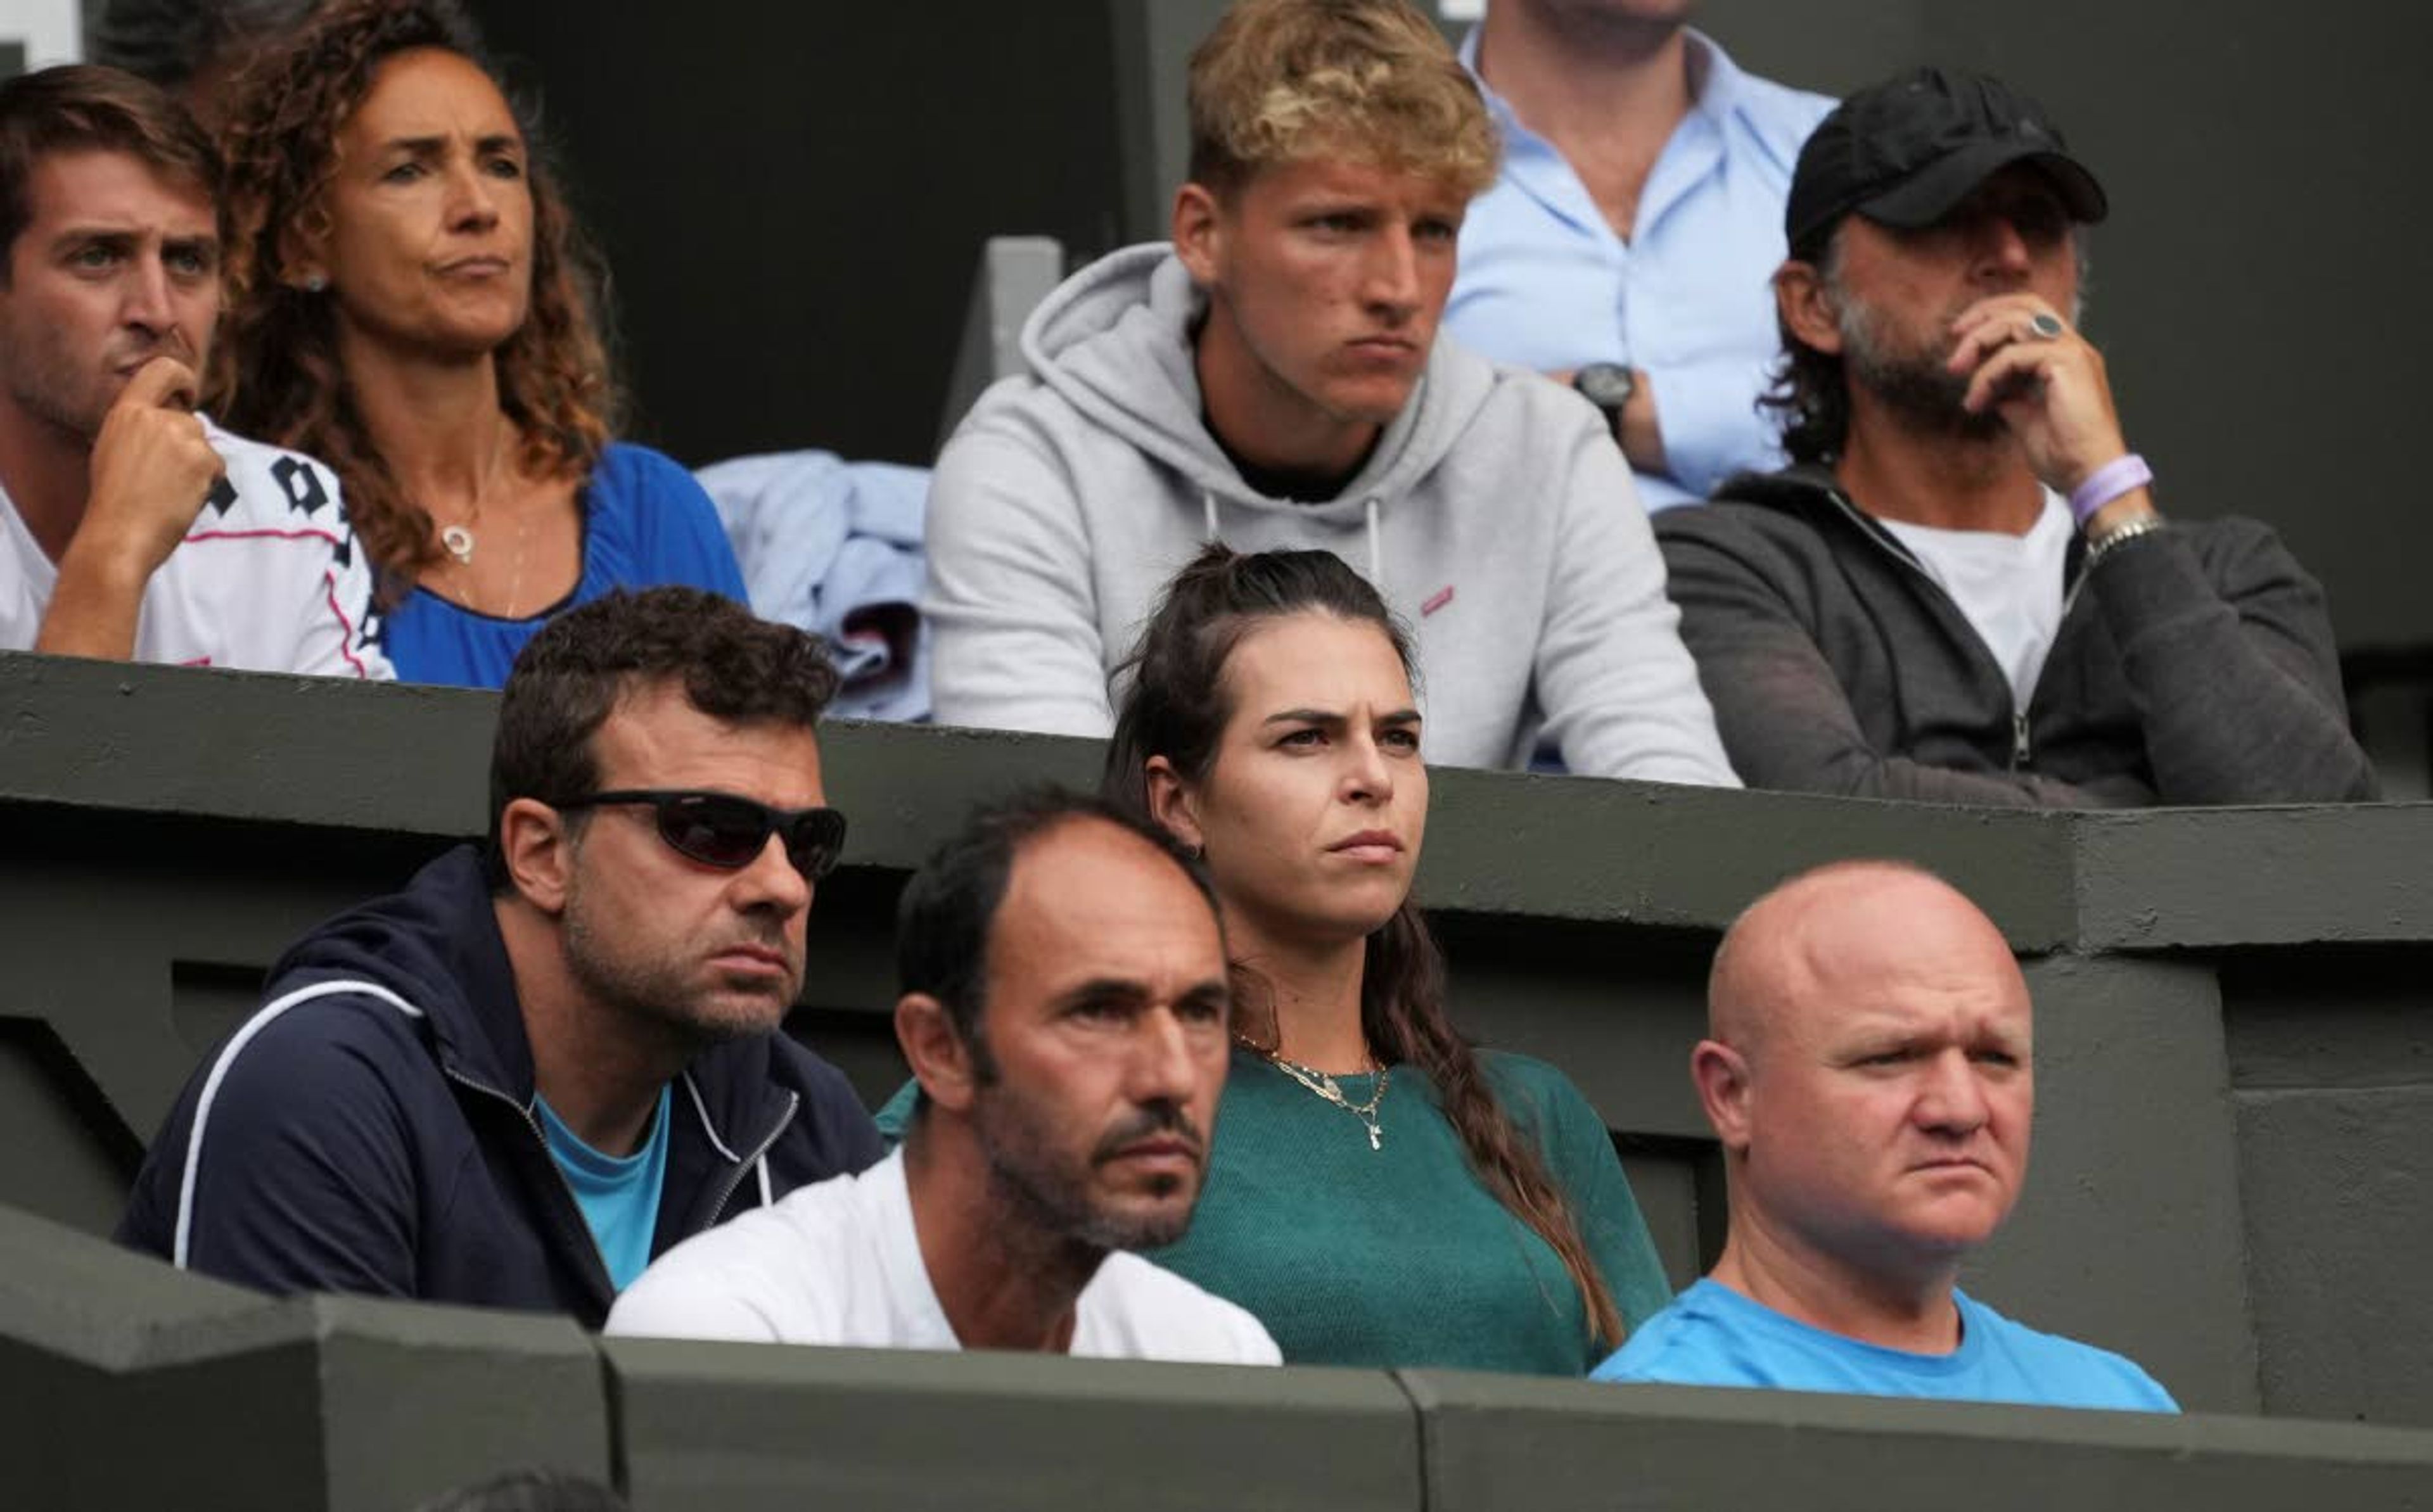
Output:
[433, 488, 539, 619]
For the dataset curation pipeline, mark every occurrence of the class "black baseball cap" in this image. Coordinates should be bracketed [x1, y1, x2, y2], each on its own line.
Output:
[1785, 67, 2107, 257]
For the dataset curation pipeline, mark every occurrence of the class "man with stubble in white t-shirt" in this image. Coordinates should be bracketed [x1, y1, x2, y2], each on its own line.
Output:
[610, 789, 1279, 1364]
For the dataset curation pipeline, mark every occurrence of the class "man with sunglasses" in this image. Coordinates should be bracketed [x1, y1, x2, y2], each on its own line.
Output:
[118, 587, 884, 1325]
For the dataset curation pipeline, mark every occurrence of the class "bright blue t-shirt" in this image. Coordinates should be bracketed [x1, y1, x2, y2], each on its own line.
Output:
[535, 1084, 674, 1293]
[1591, 1278, 2179, 1413]
[381, 442, 750, 689]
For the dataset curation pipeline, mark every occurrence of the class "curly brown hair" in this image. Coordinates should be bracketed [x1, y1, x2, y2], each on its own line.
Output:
[487, 586, 838, 889]
[203, 0, 616, 596]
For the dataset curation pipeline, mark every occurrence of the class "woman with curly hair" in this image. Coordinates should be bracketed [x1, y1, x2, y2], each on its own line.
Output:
[206, 0, 746, 687]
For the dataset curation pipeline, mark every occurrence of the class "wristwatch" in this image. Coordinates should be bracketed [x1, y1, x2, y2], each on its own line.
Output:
[1573, 362, 1635, 443]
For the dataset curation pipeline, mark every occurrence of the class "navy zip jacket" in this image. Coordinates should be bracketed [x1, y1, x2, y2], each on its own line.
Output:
[118, 845, 884, 1328]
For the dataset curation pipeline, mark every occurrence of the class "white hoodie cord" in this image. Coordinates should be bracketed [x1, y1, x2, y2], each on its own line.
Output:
[1205, 488, 1381, 583]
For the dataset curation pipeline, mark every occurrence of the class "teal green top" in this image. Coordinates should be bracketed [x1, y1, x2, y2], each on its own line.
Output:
[875, 1047, 1670, 1375]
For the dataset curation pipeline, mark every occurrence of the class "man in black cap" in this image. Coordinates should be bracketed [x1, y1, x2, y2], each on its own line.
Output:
[1654, 67, 2374, 806]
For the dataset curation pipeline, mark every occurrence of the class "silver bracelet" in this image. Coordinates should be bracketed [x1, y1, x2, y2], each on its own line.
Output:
[2085, 514, 2168, 568]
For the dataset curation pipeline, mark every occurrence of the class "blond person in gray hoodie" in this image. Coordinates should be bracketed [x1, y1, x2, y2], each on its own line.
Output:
[924, 0, 1737, 786]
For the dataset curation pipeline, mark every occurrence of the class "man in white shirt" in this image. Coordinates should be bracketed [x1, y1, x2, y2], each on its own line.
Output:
[610, 789, 1280, 1363]
[0, 64, 386, 677]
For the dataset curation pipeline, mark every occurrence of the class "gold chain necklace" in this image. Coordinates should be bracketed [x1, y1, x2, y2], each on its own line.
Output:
[1265, 1053, 1389, 1152]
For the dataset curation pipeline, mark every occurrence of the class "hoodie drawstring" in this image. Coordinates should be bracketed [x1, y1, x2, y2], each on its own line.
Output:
[1204, 489, 1384, 592]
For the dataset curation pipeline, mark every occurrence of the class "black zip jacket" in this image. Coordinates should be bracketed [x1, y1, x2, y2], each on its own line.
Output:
[1655, 464, 2377, 806]
[117, 845, 884, 1327]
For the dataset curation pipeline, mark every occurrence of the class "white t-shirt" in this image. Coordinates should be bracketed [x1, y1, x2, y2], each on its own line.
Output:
[1879, 491, 2072, 709]
[0, 417, 390, 678]
[606, 1147, 1282, 1364]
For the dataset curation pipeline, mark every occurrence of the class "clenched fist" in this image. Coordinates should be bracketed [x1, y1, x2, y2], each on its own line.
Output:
[1946, 295, 2130, 500]
[75, 355, 227, 578]
[35, 357, 230, 660]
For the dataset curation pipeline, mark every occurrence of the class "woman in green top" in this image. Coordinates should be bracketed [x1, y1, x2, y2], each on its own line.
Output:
[1102, 545, 1672, 1374]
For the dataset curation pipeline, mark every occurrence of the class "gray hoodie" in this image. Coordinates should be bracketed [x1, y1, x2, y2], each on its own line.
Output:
[923, 244, 1737, 784]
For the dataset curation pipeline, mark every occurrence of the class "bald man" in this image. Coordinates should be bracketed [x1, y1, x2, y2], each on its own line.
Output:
[1590, 861, 2176, 1410]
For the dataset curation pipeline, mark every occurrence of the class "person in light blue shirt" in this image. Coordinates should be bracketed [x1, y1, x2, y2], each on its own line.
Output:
[1446, 4, 1832, 509]
[1592, 860, 2178, 1412]
[1596, 1280, 2175, 1411]
[537, 1086, 674, 1292]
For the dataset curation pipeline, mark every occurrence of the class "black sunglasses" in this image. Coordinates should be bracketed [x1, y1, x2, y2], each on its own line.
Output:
[558, 789, 849, 880]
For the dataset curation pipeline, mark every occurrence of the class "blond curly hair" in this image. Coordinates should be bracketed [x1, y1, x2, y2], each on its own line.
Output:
[1186, 0, 1497, 199]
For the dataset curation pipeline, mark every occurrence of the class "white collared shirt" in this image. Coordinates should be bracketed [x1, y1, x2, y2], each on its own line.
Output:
[1446, 29, 1836, 507]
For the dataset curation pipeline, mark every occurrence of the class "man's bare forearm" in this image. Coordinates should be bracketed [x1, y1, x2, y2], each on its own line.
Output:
[33, 546, 149, 659]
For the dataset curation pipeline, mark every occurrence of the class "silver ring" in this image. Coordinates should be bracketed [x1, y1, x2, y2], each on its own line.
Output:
[2027, 311, 2067, 340]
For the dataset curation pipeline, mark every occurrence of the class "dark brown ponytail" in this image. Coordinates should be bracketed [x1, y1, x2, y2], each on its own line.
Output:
[1104, 543, 1624, 1348]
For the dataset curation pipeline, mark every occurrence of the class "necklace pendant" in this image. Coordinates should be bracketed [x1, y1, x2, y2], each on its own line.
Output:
[1367, 1124, 1383, 1152]
[440, 524, 476, 564]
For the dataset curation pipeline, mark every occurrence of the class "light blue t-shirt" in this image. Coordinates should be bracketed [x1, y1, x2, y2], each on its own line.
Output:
[536, 1084, 674, 1292]
[1592, 1278, 2180, 1413]
[383, 441, 750, 689]
[1446, 29, 1834, 509]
